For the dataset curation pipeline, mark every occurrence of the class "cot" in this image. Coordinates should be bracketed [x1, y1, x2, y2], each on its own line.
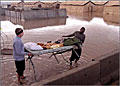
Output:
[25, 45, 80, 80]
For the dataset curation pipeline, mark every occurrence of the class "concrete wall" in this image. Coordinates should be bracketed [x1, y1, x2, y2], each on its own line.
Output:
[47, 61, 100, 85]
[5, 10, 22, 18]
[94, 50, 119, 84]
[31, 61, 100, 85]
[5, 9, 67, 20]
[23, 10, 47, 20]
[31, 50, 119, 85]
[0, 8, 6, 15]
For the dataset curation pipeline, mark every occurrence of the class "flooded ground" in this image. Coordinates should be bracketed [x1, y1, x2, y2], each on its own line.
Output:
[0, 12, 119, 85]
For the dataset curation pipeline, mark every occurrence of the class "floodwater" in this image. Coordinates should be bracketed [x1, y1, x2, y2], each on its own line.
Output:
[0, 12, 119, 85]
[1, 12, 119, 59]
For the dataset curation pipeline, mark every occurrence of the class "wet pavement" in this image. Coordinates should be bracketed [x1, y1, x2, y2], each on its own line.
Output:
[1, 53, 91, 86]
[0, 12, 119, 85]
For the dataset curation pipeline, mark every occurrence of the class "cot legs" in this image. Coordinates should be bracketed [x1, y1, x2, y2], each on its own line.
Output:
[49, 53, 59, 63]
[27, 56, 37, 81]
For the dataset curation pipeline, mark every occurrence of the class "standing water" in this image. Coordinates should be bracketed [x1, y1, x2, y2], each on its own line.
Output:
[0, 12, 119, 85]
[1, 12, 119, 59]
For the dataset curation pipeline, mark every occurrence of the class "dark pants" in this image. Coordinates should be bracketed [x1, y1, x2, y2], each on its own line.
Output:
[15, 60, 25, 76]
[70, 48, 82, 65]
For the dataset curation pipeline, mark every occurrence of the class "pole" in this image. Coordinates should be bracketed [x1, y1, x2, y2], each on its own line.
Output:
[21, 0, 24, 2]
[21, 0, 24, 10]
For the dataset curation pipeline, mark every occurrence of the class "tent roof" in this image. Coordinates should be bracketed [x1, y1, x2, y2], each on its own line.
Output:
[17, 2, 38, 5]
[11, 1, 43, 6]
[11, 1, 60, 6]
[105, 1, 120, 6]
[61, 1, 89, 6]
[92, 1, 108, 5]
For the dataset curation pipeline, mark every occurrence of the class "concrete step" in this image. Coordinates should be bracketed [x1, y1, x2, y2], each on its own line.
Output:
[1, 48, 13, 55]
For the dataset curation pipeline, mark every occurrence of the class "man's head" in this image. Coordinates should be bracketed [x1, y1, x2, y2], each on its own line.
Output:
[80, 27, 85, 34]
[15, 28, 24, 37]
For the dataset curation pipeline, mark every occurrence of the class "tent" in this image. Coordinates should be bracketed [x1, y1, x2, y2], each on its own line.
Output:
[103, 1, 120, 25]
[60, 1, 95, 13]
[92, 1, 108, 12]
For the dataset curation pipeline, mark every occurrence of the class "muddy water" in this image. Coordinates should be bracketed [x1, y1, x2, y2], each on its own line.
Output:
[0, 12, 119, 85]
[1, 12, 119, 59]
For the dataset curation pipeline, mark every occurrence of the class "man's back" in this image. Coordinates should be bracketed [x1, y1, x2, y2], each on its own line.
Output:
[74, 31, 85, 43]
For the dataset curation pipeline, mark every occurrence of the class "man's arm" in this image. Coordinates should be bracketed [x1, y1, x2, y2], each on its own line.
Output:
[63, 32, 75, 37]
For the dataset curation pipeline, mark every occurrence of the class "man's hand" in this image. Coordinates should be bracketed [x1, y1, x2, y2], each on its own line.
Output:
[62, 36, 66, 37]
[28, 53, 32, 56]
[26, 53, 33, 61]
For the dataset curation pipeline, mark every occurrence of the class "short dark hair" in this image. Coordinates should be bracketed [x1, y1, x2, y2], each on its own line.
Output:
[80, 27, 85, 34]
[15, 28, 23, 35]
[81, 27, 85, 31]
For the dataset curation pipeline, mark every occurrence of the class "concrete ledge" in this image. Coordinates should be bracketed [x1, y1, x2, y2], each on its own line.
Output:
[1, 48, 13, 55]
[31, 61, 100, 86]
[94, 50, 119, 84]
[30, 50, 119, 85]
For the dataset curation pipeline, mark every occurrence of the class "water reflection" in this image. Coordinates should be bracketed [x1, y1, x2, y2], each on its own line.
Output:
[1, 11, 119, 31]
[68, 11, 94, 21]
[103, 13, 120, 26]
[67, 11, 103, 21]
[67, 11, 119, 26]
[1, 15, 119, 59]
[5, 17, 67, 30]
[1, 15, 119, 33]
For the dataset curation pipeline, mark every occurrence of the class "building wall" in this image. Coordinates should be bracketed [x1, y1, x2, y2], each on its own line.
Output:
[60, 4, 85, 13]
[69, 5, 84, 13]
[84, 2, 95, 12]
[104, 6, 113, 14]
[0, 7, 6, 15]
[103, 6, 119, 24]
[5, 9, 67, 20]
[104, 6, 119, 14]
[93, 5, 104, 12]
[77, 6, 85, 12]
[60, 2, 108, 13]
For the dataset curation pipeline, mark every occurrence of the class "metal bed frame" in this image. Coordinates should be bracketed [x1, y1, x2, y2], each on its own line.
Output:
[25, 45, 80, 81]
